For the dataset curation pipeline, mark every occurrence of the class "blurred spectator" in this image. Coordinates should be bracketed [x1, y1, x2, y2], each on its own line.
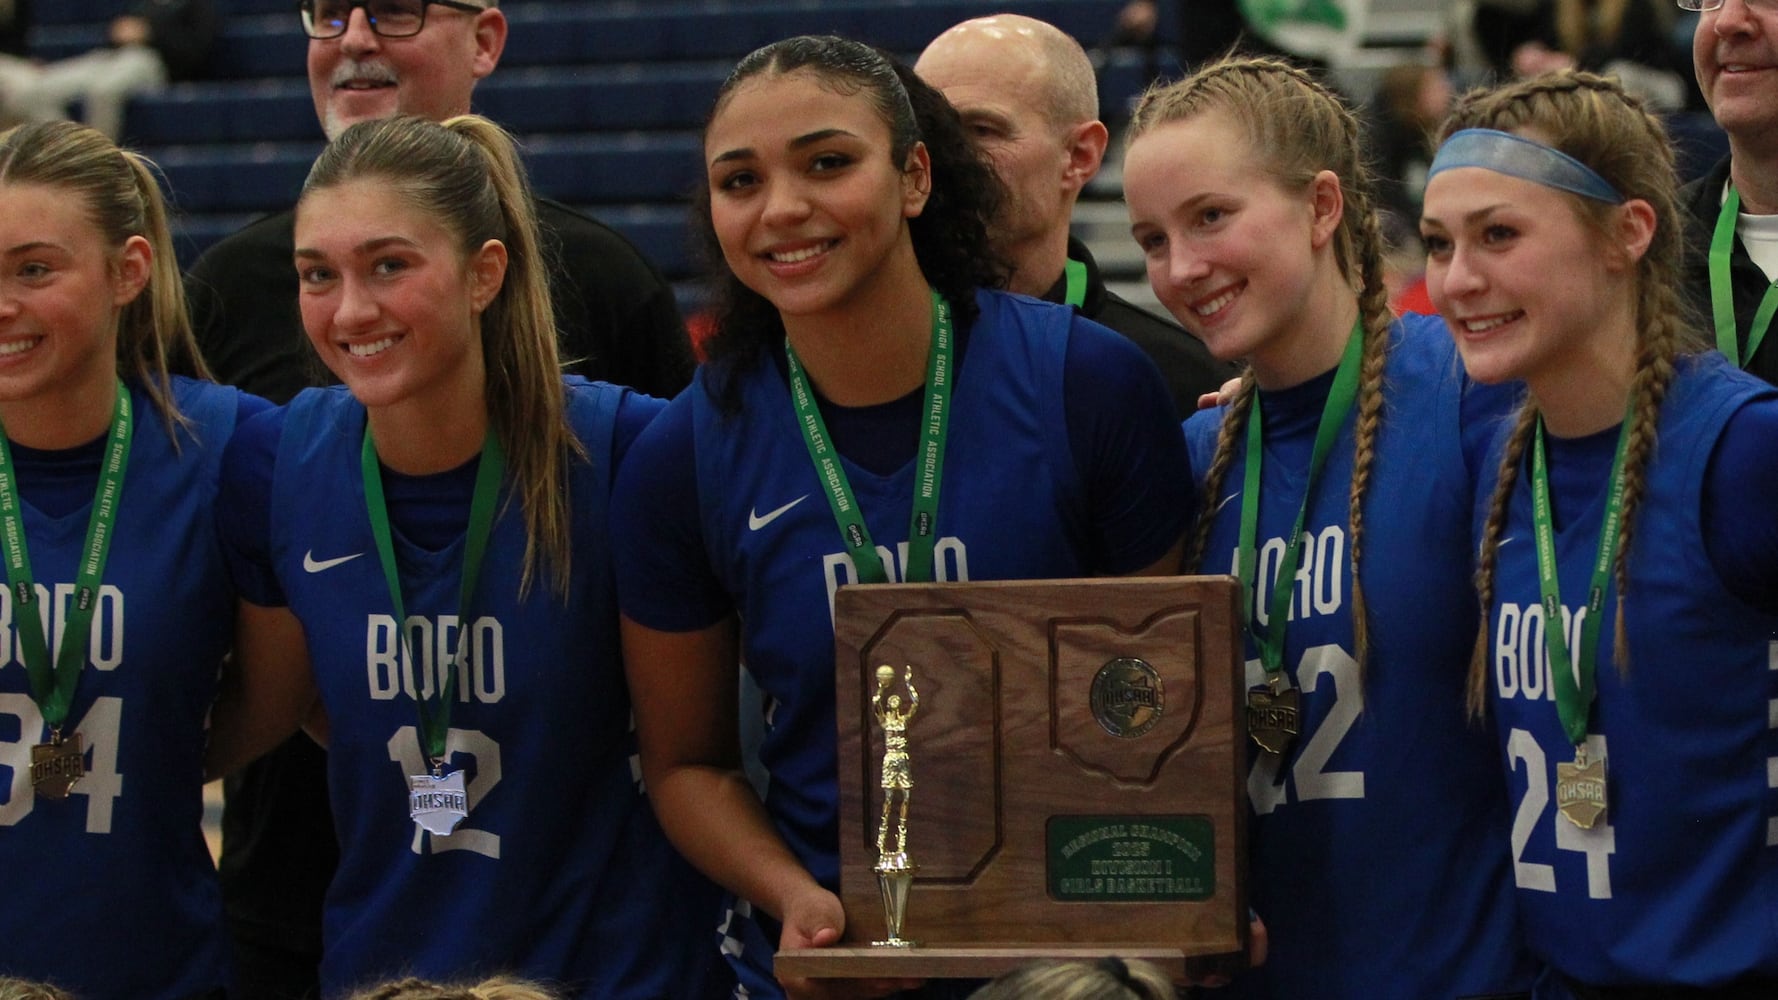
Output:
[1450, 0, 1689, 108]
[0, 0, 31, 58]
[1365, 57, 1453, 311]
[1111, 0, 1365, 73]
[1369, 59, 1453, 230]
[1448, 0, 1549, 79]
[1, 0, 216, 139]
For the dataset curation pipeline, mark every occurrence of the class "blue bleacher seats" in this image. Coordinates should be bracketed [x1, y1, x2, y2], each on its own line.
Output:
[474, 63, 731, 133]
[32, 0, 1140, 286]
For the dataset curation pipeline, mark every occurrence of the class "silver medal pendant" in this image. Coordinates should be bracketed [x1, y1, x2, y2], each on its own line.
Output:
[408, 768, 469, 836]
[30, 731, 84, 800]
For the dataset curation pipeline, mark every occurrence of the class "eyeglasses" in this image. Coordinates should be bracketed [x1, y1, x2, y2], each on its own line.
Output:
[1678, 0, 1776, 11]
[300, 0, 485, 39]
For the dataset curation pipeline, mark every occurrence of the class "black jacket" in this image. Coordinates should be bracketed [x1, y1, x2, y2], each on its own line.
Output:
[1680, 155, 1778, 386]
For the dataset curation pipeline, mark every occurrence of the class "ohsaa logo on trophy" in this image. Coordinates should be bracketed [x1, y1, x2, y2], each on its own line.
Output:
[1089, 657, 1163, 739]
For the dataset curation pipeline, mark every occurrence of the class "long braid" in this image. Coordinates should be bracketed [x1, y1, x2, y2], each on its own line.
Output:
[1467, 405, 1539, 717]
[1609, 248, 1686, 666]
[1443, 70, 1700, 697]
[1185, 373, 1258, 573]
[1342, 138, 1396, 677]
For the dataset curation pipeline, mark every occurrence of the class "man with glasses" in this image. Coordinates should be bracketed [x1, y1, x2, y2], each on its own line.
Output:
[188, 0, 694, 404]
[1682, 0, 1778, 384]
[186, 4, 696, 998]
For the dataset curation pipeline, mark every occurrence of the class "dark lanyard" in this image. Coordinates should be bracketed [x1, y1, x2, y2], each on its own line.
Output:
[785, 289, 953, 584]
[1063, 259, 1088, 309]
[0, 381, 132, 734]
[361, 426, 504, 768]
[1528, 406, 1632, 750]
[1234, 320, 1364, 679]
[1710, 185, 1778, 368]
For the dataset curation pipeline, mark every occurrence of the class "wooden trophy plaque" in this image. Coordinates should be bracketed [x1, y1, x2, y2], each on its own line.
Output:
[774, 576, 1248, 980]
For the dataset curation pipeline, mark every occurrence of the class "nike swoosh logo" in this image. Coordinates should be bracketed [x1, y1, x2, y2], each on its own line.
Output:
[303, 550, 365, 573]
[748, 495, 807, 531]
[1214, 492, 1239, 515]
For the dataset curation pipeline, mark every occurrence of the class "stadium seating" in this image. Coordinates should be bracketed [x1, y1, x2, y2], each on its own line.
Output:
[24, 0, 1154, 287]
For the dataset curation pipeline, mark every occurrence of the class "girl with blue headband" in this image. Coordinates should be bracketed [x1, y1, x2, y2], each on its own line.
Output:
[1122, 56, 1533, 999]
[1421, 69, 1778, 993]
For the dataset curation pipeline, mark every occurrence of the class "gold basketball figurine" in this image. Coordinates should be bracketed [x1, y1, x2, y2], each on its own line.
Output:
[871, 664, 919, 947]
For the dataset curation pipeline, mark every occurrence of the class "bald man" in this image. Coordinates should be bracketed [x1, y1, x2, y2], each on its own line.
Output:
[917, 14, 1232, 418]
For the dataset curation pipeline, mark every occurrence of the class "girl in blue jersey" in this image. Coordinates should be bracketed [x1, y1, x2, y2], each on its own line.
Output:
[0, 121, 266, 999]
[1121, 57, 1534, 999]
[611, 35, 1193, 1000]
[1421, 71, 1778, 995]
[205, 114, 725, 999]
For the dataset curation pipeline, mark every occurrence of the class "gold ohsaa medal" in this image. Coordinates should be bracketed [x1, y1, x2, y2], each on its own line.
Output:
[1247, 677, 1301, 756]
[1555, 746, 1607, 829]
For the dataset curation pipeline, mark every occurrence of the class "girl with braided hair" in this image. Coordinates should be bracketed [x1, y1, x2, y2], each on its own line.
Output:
[1421, 70, 1778, 993]
[1123, 56, 1533, 998]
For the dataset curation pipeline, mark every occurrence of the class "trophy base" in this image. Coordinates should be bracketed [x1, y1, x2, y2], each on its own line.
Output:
[774, 944, 1192, 979]
[869, 938, 918, 948]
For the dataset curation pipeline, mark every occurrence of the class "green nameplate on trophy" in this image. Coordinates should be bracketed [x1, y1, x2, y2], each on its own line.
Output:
[776, 576, 1249, 980]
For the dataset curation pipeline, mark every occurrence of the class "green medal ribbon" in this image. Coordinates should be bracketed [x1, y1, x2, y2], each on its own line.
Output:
[361, 426, 504, 768]
[1710, 185, 1778, 368]
[1234, 319, 1364, 678]
[1062, 259, 1088, 310]
[786, 289, 953, 584]
[1529, 403, 1633, 749]
[0, 380, 132, 733]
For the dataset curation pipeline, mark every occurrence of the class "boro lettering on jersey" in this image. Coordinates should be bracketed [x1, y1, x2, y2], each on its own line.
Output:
[1493, 601, 1585, 702]
[822, 536, 969, 618]
[364, 613, 506, 704]
[1223, 524, 1348, 627]
[0, 583, 126, 673]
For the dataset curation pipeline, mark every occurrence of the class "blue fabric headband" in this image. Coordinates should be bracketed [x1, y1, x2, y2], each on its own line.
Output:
[1427, 128, 1623, 204]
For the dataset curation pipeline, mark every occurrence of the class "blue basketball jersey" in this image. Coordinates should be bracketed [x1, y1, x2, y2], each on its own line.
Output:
[265, 381, 724, 999]
[1483, 352, 1778, 988]
[0, 378, 241, 999]
[1186, 315, 1534, 999]
[679, 290, 1186, 994]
